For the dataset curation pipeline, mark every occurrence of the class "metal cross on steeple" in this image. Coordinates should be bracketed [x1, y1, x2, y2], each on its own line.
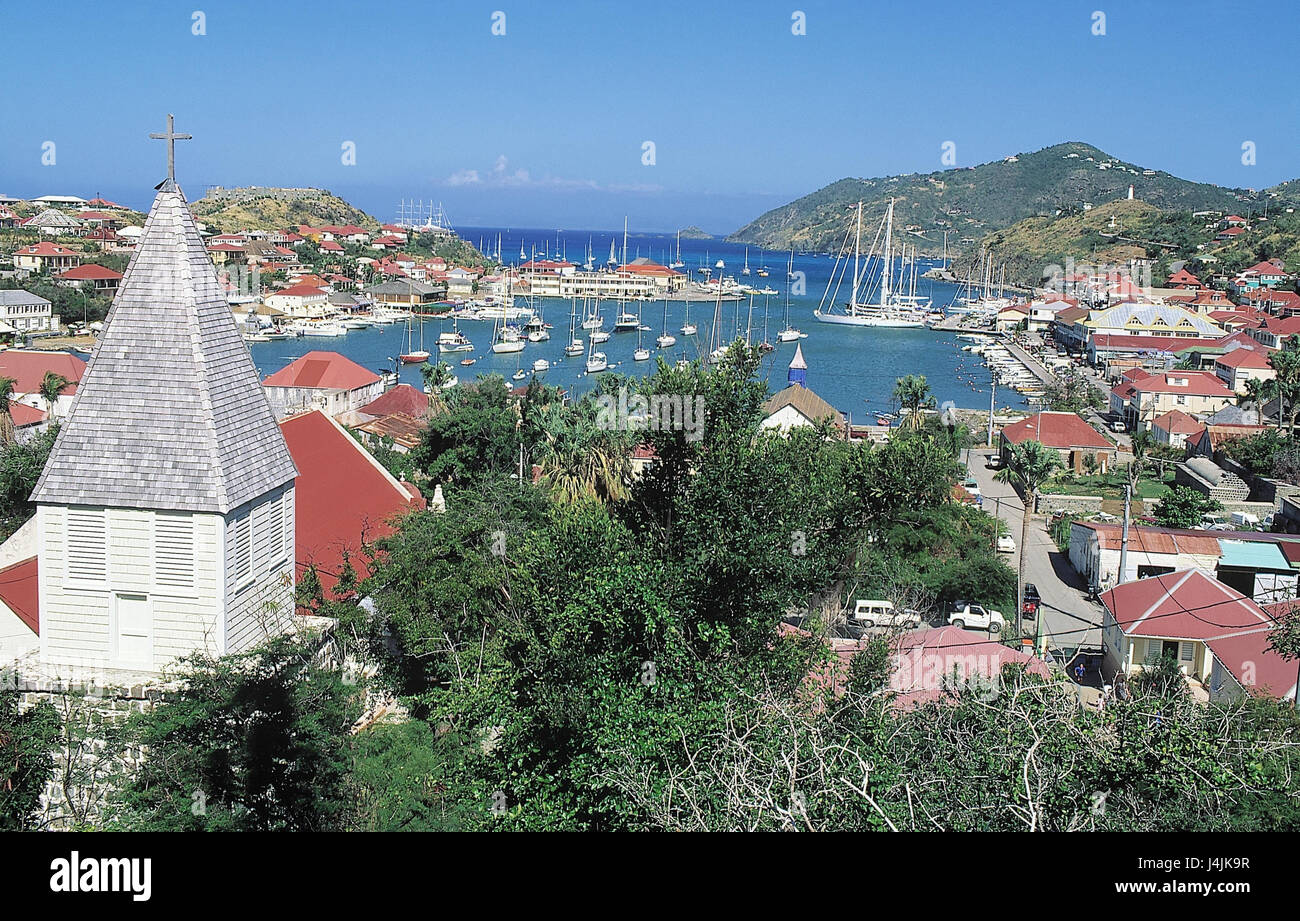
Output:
[149, 114, 192, 182]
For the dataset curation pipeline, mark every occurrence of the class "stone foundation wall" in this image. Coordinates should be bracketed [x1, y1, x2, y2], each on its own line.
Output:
[3, 666, 166, 830]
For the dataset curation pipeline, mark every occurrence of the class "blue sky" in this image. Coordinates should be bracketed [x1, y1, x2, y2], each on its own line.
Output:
[3, 0, 1298, 232]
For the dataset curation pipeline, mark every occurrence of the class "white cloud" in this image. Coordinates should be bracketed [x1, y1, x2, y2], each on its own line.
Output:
[441, 155, 659, 193]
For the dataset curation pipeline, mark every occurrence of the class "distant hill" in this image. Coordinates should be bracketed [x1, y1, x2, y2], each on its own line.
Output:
[957, 196, 1300, 288]
[191, 186, 381, 233]
[679, 225, 712, 239]
[728, 142, 1268, 256]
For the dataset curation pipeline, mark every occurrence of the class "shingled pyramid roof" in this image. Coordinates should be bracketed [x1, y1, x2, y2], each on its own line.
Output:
[30, 180, 297, 513]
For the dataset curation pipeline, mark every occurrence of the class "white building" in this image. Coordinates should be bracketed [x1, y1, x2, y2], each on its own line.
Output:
[29, 173, 299, 676]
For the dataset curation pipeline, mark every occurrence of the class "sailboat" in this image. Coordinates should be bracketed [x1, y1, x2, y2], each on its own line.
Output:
[742, 247, 751, 276]
[778, 249, 802, 342]
[400, 316, 430, 362]
[633, 302, 651, 360]
[565, 297, 584, 356]
[813, 198, 929, 328]
[670, 231, 684, 269]
[680, 298, 697, 336]
[656, 293, 677, 348]
[756, 250, 769, 278]
[758, 294, 774, 352]
[585, 334, 608, 374]
[491, 314, 526, 354]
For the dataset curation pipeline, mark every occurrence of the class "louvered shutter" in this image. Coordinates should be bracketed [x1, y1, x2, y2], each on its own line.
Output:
[155, 513, 195, 590]
[66, 508, 108, 584]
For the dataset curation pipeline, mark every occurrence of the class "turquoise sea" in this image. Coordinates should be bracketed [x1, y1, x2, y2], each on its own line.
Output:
[246, 227, 1031, 420]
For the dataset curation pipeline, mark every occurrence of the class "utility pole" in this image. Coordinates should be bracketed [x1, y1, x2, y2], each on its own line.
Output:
[1118, 483, 1132, 586]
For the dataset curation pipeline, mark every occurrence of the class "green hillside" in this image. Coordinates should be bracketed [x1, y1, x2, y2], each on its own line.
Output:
[191, 187, 381, 233]
[728, 142, 1264, 256]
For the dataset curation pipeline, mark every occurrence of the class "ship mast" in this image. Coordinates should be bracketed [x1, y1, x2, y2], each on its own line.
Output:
[882, 198, 894, 307]
[851, 201, 863, 314]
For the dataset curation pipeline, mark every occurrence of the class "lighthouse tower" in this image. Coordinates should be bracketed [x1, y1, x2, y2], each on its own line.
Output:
[788, 342, 808, 388]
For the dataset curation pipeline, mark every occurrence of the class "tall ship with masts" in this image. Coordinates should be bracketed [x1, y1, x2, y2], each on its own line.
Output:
[813, 198, 931, 328]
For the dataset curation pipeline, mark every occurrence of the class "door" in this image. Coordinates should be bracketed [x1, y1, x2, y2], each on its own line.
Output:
[115, 593, 152, 668]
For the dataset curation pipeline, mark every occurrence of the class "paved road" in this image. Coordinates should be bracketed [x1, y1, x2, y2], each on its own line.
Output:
[963, 447, 1104, 651]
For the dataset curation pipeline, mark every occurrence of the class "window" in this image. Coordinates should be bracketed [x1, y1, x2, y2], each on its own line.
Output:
[66, 507, 108, 584]
[233, 511, 253, 588]
[1180, 642, 1194, 664]
[155, 512, 195, 591]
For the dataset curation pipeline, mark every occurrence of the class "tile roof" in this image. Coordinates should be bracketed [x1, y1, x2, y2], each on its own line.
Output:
[262, 350, 381, 391]
[30, 180, 298, 514]
[1001, 411, 1111, 450]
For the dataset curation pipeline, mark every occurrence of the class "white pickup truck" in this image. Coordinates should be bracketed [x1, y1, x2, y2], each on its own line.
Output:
[948, 601, 1006, 632]
[851, 600, 923, 630]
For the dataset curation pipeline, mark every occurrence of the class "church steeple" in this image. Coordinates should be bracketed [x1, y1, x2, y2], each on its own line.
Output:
[31, 131, 296, 513]
[32, 119, 299, 674]
[788, 342, 808, 388]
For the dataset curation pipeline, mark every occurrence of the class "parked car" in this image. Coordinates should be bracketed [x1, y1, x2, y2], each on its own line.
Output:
[996, 535, 1016, 553]
[948, 601, 1005, 632]
[1022, 583, 1041, 620]
[851, 599, 923, 630]
[1108, 419, 1126, 433]
[986, 454, 1003, 469]
[1230, 511, 1260, 530]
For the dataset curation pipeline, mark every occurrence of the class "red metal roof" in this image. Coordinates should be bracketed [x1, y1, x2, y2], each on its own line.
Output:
[280, 410, 424, 600]
[1152, 409, 1206, 437]
[262, 351, 380, 391]
[1206, 620, 1297, 700]
[1130, 370, 1235, 398]
[1101, 569, 1274, 641]
[1000, 411, 1111, 450]
[0, 350, 86, 396]
[360, 384, 432, 419]
[0, 556, 38, 635]
[1215, 348, 1273, 369]
[59, 264, 122, 281]
[1091, 334, 1224, 352]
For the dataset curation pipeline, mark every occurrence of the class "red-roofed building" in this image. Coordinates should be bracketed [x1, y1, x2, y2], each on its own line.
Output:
[1181, 289, 1231, 313]
[1242, 289, 1300, 316]
[263, 351, 384, 418]
[358, 383, 434, 420]
[1151, 409, 1206, 450]
[888, 626, 1051, 708]
[279, 410, 424, 601]
[0, 349, 86, 418]
[999, 411, 1114, 472]
[58, 263, 123, 292]
[1165, 268, 1202, 289]
[1111, 369, 1235, 431]
[1216, 225, 1246, 241]
[1100, 569, 1279, 695]
[1213, 346, 1277, 394]
[264, 282, 329, 316]
[1207, 608, 1297, 702]
[1250, 315, 1300, 349]
[0, 556, 39, 661]
[1207, 309, 1265, 331]
[14, 242, 82, 274]
[1230, 260, 1289, 292]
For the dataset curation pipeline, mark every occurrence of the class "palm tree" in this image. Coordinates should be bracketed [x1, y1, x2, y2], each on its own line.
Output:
[39, 371, 70, 417]
[996, 439, 1062, 637]
[0, 376, 16, 446]
[1269, 339, 1300, 436]
[420, 361, 454, 393]
[892, 374, 935, 430]
[534, 405, 630, 505]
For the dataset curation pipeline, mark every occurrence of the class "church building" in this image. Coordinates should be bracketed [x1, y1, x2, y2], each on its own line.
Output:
[29, 118, 299, 675]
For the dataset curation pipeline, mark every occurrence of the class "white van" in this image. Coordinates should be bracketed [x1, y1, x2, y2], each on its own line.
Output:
[852, 600, 922, 629]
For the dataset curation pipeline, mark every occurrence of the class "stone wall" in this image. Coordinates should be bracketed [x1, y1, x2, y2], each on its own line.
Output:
[3, 666, 166, 830]
[1036, 493, 1105, 516]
